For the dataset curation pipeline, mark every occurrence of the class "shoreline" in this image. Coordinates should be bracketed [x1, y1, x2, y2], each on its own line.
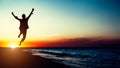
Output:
[0, 48, 70, 68]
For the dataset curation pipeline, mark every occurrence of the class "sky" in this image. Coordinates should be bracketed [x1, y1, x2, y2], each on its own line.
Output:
[0, 0, 120, 47]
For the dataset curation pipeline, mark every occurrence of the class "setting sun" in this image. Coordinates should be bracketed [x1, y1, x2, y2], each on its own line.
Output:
[9, 43, 18, 48]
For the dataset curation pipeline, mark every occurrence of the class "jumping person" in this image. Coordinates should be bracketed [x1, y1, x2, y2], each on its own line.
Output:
[12, 8, 34, 46]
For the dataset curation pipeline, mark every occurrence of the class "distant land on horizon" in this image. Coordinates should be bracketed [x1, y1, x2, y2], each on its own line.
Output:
[26, 38, 120, 48]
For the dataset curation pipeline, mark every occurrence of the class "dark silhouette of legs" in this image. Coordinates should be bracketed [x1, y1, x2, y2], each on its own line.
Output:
[19, 30, 27, 46]
[18, 32, 22, 38]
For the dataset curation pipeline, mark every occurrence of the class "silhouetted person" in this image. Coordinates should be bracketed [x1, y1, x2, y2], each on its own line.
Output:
[12, 8, 34, 46]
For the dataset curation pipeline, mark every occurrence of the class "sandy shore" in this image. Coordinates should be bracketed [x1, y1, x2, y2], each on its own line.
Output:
[0, 48, 70, 68]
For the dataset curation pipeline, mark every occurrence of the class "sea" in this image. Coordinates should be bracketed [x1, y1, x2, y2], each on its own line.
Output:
[29, 48, 120, 68]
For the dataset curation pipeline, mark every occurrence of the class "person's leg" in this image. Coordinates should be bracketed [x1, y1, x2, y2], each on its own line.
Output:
[18, 31, 22, 38]
[18, 28, 22, 38]
[19, 30, 27, 46]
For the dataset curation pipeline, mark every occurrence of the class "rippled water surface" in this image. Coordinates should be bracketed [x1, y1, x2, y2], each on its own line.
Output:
[30, 48, 120, 68]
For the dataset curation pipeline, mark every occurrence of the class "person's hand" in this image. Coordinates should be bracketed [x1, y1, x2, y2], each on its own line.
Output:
[12, 12, 14, 15]
[32, 8, 34, 11]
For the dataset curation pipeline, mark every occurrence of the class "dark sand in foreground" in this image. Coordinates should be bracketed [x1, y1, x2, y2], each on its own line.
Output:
[0, 48, 70, 68]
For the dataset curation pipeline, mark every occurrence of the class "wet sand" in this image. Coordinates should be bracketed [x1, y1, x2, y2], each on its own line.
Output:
[0, 48, 70, 68]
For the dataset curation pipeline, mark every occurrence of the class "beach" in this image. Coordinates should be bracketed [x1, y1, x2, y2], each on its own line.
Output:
[0, 48, 69, 68]
[0, 48, 120, 68]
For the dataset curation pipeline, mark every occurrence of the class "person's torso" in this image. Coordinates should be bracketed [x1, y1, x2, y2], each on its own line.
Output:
[19, 18, 29, 29]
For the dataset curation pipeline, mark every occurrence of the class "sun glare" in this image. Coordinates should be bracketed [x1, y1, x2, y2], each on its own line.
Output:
[9, 43, 18, 48]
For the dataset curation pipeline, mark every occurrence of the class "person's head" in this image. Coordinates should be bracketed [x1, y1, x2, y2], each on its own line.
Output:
[22, 14, 26, 19]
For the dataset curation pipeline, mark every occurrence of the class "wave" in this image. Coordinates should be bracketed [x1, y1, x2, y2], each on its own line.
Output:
[30, 48, 120, 68]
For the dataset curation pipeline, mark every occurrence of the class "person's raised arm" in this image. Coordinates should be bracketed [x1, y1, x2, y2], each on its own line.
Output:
[11, 12, 20, 20]
[27, 8, 34, 19]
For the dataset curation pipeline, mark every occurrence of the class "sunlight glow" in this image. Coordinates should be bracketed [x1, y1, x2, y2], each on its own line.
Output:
[9, 43, 18, 48]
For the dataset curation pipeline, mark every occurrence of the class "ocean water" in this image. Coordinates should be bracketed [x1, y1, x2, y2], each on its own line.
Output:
[29, 48, 120, 68]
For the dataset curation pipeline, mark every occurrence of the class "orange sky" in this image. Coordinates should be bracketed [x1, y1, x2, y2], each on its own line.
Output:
[0, 0, 120, 48]
[0, 37, 120, 48]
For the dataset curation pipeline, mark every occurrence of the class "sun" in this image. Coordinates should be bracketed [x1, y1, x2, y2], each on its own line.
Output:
[9, 43, 18, 48]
